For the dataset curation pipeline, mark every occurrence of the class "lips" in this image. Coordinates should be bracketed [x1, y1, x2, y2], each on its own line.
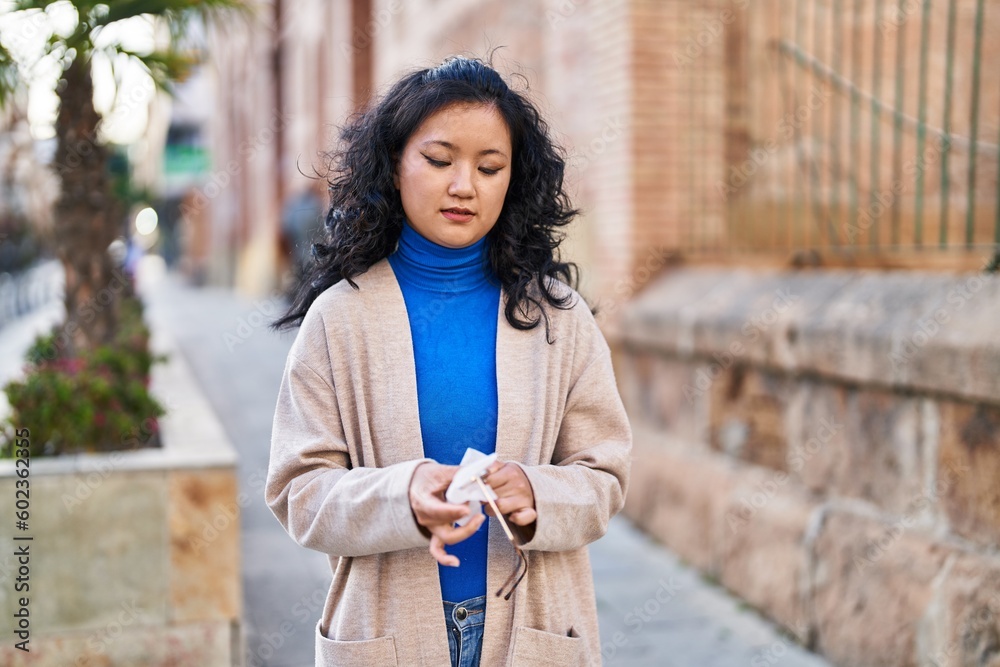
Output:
[441, 207, 475, 223]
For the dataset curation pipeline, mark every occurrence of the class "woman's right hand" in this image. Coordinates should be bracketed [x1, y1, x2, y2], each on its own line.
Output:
[408, 461, 485, 567]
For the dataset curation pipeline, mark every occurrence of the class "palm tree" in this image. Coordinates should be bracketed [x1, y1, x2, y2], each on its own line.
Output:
[0, 0, 247, 356]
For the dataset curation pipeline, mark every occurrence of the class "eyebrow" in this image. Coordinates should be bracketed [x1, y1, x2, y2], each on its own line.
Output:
[420, 140, 507, 158]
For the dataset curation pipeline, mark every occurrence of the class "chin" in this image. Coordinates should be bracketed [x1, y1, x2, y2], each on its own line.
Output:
[438, 230, 481, 248]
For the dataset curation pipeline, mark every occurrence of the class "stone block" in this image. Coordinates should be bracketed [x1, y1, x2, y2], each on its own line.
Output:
[659, 356, 711, 447]
[811, 511, 951, 666]
[708, 366, 791, 471]
[616, 347, 658, 427]
[796, 272, 953, 389]
[619, 349, 709, 448]
[0, 471, 169, 638]
[623, 268, 759, 357]
[168, 469, 241, 623]
[917, 552, 1000, 667]
[936, 400, 1000, 548]
[899, 274, 1000, 405]
[787, 383, 929, 517]
[719, 467, 816, 637]
[689, 272, 805, 370]
[772, 271, 861, 372]
[624, 423, 739, 575]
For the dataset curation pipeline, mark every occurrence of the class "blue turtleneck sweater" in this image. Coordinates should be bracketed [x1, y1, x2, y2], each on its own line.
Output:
[387, 219, 501, 603]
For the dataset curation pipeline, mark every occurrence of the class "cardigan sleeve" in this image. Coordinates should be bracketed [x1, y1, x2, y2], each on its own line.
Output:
[265, 305, 433, 558]
[515, 311, 633, 553]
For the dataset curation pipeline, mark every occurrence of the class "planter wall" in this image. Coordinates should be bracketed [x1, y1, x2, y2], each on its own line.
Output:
[0, 327, 242, 667]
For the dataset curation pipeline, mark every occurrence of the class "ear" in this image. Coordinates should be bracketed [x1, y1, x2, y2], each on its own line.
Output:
[391, 154, 400, 190]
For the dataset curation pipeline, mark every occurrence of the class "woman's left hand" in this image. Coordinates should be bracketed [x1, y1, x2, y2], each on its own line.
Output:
[482, 461, 537, 527]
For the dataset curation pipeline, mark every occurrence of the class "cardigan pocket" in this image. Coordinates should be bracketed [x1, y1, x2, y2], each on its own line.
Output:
[510, 625, 583, 666]
[314, 619, 398, 666]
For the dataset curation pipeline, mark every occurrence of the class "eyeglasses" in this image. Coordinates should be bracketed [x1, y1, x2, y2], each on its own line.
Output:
[474, 475, 528, 600]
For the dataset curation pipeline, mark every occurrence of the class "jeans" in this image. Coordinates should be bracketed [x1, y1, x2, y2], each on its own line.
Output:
[443, 595, 486, 667]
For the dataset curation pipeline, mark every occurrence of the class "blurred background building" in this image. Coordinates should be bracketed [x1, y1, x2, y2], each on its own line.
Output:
[154, 0, 1000, 300]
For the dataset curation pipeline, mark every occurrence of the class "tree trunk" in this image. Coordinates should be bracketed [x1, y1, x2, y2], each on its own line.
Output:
[52, 54, 122, 357]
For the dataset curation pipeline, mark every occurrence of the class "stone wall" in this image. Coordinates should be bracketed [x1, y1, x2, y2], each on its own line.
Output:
[614, 266, 1000, 667]
[0, 328, 242, 666]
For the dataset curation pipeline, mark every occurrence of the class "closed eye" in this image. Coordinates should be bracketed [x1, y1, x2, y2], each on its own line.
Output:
[423, 155, 503, 176]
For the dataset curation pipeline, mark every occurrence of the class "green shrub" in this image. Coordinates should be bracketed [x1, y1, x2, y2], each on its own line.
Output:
[0, 297, 168, 457]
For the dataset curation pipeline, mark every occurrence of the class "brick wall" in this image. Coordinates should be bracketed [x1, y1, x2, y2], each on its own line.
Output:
[199, 0, 999, 292]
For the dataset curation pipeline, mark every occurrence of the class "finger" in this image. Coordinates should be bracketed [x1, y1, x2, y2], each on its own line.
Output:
[434, 512, 485, 545]
[482, 466, 509, 487]
[416, 496, 472, 526]
[483, 478, 512, 500]
[414, 463, 458, 495]
[508, 508, 537, 526]
[485, 468, 524, 493]
[489, 495, 532, 517]
[429, 465, 461, 491]
[429, 535, 459, 567]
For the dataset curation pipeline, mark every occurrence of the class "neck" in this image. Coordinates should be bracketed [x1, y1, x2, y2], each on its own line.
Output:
[389, 219, 497, 293]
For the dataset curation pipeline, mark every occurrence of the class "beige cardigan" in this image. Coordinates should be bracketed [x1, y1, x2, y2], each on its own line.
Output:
[265, 257, 632, 666]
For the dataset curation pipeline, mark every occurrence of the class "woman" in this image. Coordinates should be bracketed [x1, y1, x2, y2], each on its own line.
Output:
[267, 53, 631, 667]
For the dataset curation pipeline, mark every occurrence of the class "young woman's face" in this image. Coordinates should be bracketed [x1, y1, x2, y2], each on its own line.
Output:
[393, 102, 513, 248]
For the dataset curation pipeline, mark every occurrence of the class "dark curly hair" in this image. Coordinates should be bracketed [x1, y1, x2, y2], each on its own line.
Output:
[270, 51, 589, 343]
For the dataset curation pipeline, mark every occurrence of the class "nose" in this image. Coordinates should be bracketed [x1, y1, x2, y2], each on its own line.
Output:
[448, 164, 475, 198]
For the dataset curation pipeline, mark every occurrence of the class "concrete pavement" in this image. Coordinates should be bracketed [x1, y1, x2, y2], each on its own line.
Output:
[137, 257, 831, 667]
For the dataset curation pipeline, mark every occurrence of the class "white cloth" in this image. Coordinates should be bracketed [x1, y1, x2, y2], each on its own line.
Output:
[445, 448, 498, 526]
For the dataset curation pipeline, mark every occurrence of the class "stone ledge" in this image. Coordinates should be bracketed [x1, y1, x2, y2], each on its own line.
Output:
[621, 267, 1000, 406]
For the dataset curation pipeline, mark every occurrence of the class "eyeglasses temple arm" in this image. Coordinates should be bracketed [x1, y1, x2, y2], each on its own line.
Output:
[474, 475, 517, 544]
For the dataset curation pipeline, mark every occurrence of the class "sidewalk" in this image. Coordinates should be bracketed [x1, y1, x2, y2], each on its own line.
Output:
[138, 258, 831, 667]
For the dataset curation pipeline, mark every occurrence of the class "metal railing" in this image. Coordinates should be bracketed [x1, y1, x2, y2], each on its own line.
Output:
[678, 0, 999, 269]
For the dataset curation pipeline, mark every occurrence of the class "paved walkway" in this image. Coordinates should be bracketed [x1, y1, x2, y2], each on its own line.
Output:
[136, 258, 831, 667]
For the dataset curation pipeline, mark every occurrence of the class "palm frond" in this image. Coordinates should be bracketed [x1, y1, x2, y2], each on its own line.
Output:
[94, 0, 250, 30]
[0, 43, 23, 108]
[90, 0, 251, 68]
[12, 1, 63, 11]
[95, 0, 173, 25]
[115, 47, 198, 96]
